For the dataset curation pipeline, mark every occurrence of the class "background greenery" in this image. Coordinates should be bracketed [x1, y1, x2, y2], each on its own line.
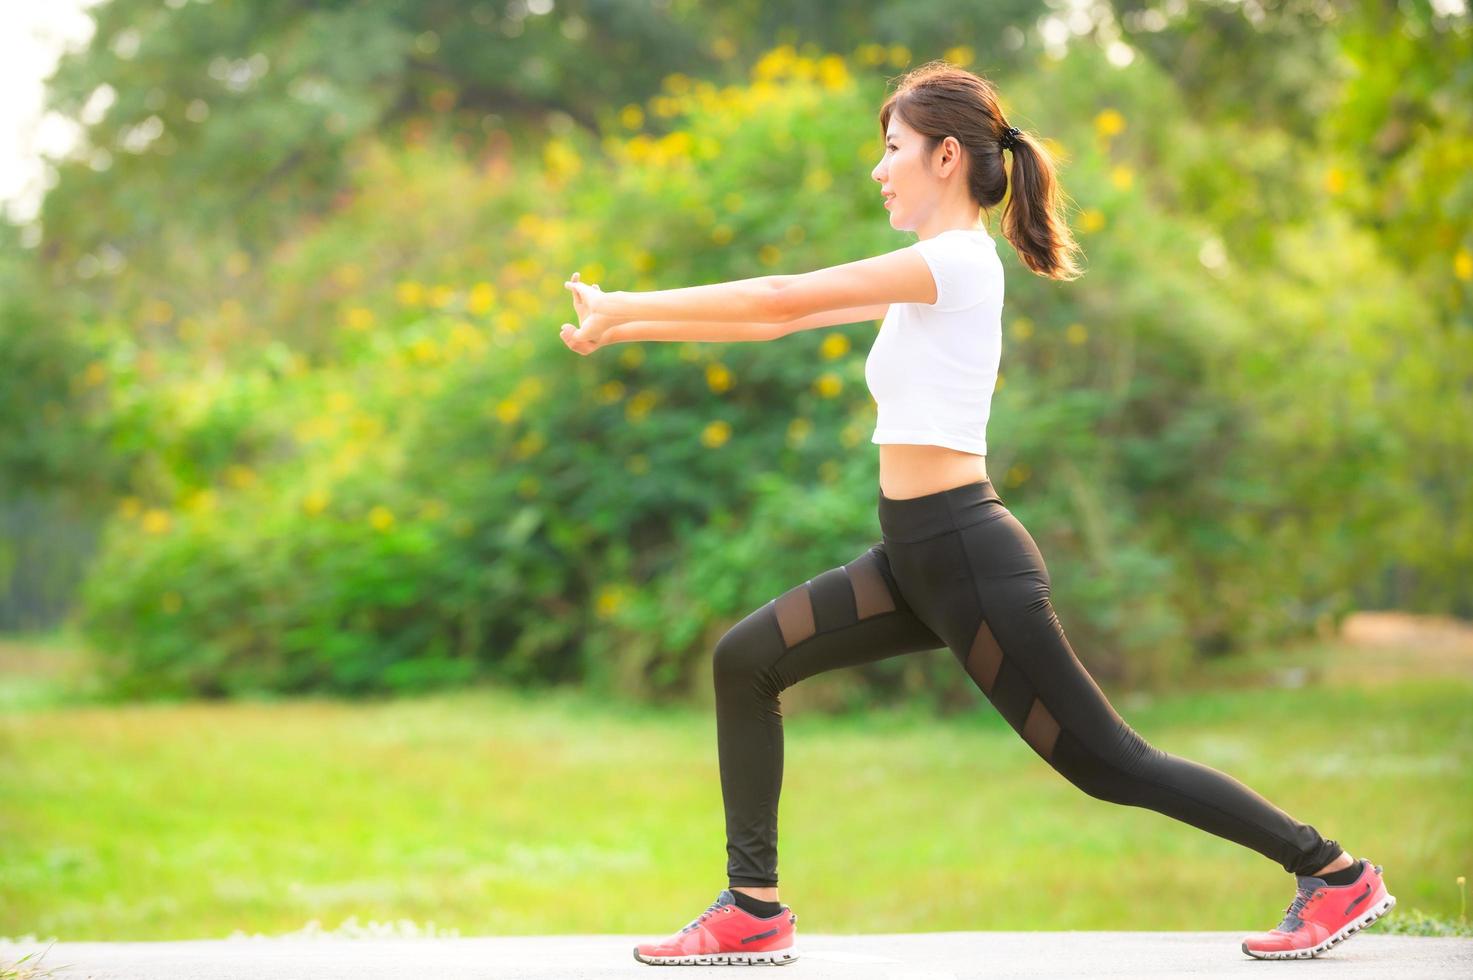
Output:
[2, 0, 1469, 701]
[0, 0, 1470, 945]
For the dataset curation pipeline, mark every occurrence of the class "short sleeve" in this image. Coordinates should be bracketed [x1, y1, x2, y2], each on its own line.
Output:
[909, 234, 993, 312]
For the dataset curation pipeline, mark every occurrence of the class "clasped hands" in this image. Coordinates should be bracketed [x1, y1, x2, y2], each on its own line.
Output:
[560, 272, 622, 356]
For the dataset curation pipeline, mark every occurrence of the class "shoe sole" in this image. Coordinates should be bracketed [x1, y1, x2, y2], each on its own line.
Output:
[1242, 891, 1397, 959]
[631, 945, 800, 966]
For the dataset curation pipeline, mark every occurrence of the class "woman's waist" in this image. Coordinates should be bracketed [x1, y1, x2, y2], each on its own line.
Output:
[878, 443, 989, 497]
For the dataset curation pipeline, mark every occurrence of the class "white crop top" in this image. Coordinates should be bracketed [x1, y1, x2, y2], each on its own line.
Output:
[864, 228, 1005, 456]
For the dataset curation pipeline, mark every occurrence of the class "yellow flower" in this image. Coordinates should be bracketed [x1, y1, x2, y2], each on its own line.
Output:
[160, 591, 182, 614]
[710, 37, 737, 60]
[787, 417, 813, 447]
[119, 495, 142, 519]
[1455, 248, 1473, 282]
[887, 44, 911, 67]
[619, 345, 645, 369]
[942, 46, 974, 67]
[626, 390, 658, 422]
[625, 453, 650, 474]
[368, 505, 395, 531]
[1006, 463, 1032, 487]
[705, 363, 733, 393]
[596, 585, 625, 618]
[1324, 167, 1346, 195]
[302, 488, 330, 515]
[515, 377, 545, 402]
[1110, 165, 1133, 190]
[345, 307, 374, 331]
[428, 284, 455, 308]
[351, 414, 384, 440]
[224, 464, 256, 488]
[759, 244, 781, 266]
[545, 135, 583, 177]
[620, 104, 645, 129]
[418, 499, 446, 520]
[334, 263, 362, 288]
[495, 398, 522, 424]
[840, 422, 864, 447]
[183, 489, 217, 514]
[141, 508, 171, 534]
[820, 333, 850, 359]
[711, 225, 734, 245]
[701, 419, 732, 447]
[396, 281, 424, 306]
[1009, 318, 1034, 341]
[1065, 323, 1088, 345]
[468, 282, 497, 315]
[815, 373, 843, 398]
[597, 380, 627, 404]
[1094, 109, 1126, 138]
[327, 391, 354, 414]
[819, 459, 841, 483]
[818, 54, 851, 90]
[1080, 208, 1106, 233]
[409, 337, 440, 363]
[82, 362, 108, 386]
[225, 251, 251, 276]
[515, 432, 546, 458]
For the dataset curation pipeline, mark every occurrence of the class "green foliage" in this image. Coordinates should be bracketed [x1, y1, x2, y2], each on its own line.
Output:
[3, 3, 1469, 698]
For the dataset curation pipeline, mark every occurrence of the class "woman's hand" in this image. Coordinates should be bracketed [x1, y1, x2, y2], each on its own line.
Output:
[563, 271, 606, 324]
[559, 312, 618, 355]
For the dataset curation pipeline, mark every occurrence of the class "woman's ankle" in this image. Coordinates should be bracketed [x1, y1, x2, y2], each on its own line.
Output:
[1313, 851, 1355, 876]
[731, 885, 780, 902]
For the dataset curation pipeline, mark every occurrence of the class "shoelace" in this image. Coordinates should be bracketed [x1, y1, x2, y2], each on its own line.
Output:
[1277, 885, 1320, 931]
[680, 897, 733, 933]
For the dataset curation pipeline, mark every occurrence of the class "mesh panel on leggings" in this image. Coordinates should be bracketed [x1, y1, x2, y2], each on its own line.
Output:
[1022, 698, 1060, 760]
[772, 583, 816, 647]
[965, 618, 1004, 693]
[770, 550, 898, 650]
[967, 616, 1059, 762]
[845, 551, 896, 619]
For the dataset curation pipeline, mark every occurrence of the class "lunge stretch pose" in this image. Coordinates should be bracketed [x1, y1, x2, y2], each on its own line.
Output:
[559, 61, 1395, 967]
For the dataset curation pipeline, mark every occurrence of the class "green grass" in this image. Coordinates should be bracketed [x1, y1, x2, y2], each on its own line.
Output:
[0, 631, 1470, 941]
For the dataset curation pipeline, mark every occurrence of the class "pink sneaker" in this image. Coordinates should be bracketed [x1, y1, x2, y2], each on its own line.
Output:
[1242, 858, 1396, 959]
[632, 888, 799, 966]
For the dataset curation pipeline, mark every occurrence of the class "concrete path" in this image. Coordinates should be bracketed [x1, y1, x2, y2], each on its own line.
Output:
[3, 932, 1470, 979]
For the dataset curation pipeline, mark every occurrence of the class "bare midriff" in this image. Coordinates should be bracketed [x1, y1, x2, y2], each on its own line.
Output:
[877, 443, 989, 500]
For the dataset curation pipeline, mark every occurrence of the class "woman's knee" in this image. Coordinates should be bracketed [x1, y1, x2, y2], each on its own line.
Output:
[1050, 724, 1161, 804]
[712, 605, 784, 693]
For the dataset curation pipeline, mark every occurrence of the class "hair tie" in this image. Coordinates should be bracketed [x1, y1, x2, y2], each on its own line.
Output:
[1000, 126, 1022, 151]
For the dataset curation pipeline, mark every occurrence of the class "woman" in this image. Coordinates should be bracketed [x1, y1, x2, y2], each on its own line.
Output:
[560, 62, 1394, 967]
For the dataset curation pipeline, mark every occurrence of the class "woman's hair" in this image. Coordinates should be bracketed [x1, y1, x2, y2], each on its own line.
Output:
[879, 61, 1084, 281]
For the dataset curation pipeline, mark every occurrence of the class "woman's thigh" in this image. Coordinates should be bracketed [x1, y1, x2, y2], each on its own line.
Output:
[713, 541, 947, 693]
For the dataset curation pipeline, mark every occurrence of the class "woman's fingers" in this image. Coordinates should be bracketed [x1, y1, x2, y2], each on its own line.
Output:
[559, 321, 599, 355]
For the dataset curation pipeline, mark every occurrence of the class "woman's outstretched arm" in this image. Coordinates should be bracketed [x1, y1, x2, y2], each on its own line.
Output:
[574, 246, 936, 324]
[560, 304, 890, 354]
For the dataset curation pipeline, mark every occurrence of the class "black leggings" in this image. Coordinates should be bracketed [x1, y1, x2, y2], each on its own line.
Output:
[713, 478, 1341, 888]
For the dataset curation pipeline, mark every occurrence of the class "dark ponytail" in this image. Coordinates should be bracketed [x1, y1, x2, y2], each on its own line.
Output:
[879, 61, 1084, 281]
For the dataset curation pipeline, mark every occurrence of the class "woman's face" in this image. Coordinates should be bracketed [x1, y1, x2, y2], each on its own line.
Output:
[872, 114, 954, 231]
